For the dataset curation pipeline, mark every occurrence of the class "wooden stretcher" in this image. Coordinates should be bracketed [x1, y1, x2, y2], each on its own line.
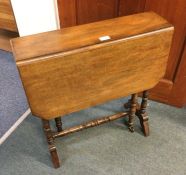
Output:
[11, 12, 174, 168]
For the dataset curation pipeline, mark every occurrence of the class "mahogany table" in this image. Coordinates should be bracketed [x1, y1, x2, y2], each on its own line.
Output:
[11, 12, 174, 168]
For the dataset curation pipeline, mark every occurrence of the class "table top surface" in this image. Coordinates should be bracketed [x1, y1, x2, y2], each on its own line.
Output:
[11, 12, 172, 62]
[13, 12, 174, 119]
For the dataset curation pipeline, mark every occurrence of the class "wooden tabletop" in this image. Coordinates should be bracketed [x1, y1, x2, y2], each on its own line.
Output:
[11, 12, 172, 62]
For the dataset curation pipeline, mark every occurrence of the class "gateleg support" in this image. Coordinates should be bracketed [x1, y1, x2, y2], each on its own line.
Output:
[136, 90, 150, 137]
[128, 93, 138, 132]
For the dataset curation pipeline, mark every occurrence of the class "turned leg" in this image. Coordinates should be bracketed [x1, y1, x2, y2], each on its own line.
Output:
[128, 94, 138, 132]
[124, 99, 131, 109]
[136, 91, 150, 137]
[124, 99, 140, 110]
[55, 117, 63, 132]
[42, 119, 60, 168]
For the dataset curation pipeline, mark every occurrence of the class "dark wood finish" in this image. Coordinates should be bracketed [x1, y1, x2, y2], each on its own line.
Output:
[55, 117, 63, 132]
[11, 13, 173, 119]
[119, 0, 146, 16]
[42, 119, 60, 168]
[136, 91, 150, 136]
[11, 12, 172, 62]
[144, 0, 186, 106]
[58, 0, 119, 27]
[145, 0, 186, 81]
[11, 12, 174, 168]
[57, 0, 146, 28]
[76, 0, 118, 25]
[57, 0, 186, 108]
[57, 0, 77, 27]
[124, 92, 150, 136]
[0, 29, 18, 51]
[124, 99, 140, 111]
[149, 79, 173, 104]
[168, 40, 186, 107]
[54, 112, 128, 138]
[0, 0, 18, 51]
[0, 0, 17, 32]
[128, 94, 138, 132]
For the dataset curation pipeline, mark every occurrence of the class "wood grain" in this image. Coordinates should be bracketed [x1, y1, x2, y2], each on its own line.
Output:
[76, 0, 118, 24]
[11, 12, 171, 62]
[11, 12, 174, 119]
[54, 112, 128, 138]
[145, 0, 186, 81]
[168, 40, 186, 107]
[57, 0, 77, 27]
[57, 0, 186, 107]
[128, 94, 138, 132]
[0, 29, 18, 51]
[119, 0, 146, 16]
[144, 0, 186, 106]
[57, 0, 146, 28]
[42, 119, 60, 168]
[0, 0, 17, 32]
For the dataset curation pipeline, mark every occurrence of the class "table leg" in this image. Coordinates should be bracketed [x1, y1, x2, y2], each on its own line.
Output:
[42, 119, 60, 168]
[136, 91, 150, 136]
[55, 117, 63, 132]
[128, 93, 138, 132]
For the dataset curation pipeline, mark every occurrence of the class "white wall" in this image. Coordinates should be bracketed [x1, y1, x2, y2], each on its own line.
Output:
[11, 0, 60, 36]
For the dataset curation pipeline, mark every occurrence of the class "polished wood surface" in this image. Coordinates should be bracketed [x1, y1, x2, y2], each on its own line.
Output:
[0, 0, 17, 32]
[144, 0, 186, 106]
[11, 12, 171, 62]
[145, 0, 186, 80]
[168, 41, 186, 107]
[57, 0, 77, 27]
[0, 29, 18, 51]
[57, 0, 186, 107]
[76, 0, 118, 24]
[57, 0, 146, 28]
[0, 0, 18, 51]
[11, 12, 173, 119]
[119, 0, 146, 16]
[11, 12, 174, 167]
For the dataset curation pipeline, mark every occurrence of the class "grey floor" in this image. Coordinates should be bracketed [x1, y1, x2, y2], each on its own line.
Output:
[0, 50, 28, 140]
[0, 50, 186, 175]
[0, 98, 186, 175]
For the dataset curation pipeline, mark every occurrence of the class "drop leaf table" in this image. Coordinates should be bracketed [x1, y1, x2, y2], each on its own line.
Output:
[11, 12, 174, 168]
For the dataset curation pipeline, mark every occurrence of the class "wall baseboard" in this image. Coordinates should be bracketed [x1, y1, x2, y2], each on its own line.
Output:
[0, 109, 31, 145]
